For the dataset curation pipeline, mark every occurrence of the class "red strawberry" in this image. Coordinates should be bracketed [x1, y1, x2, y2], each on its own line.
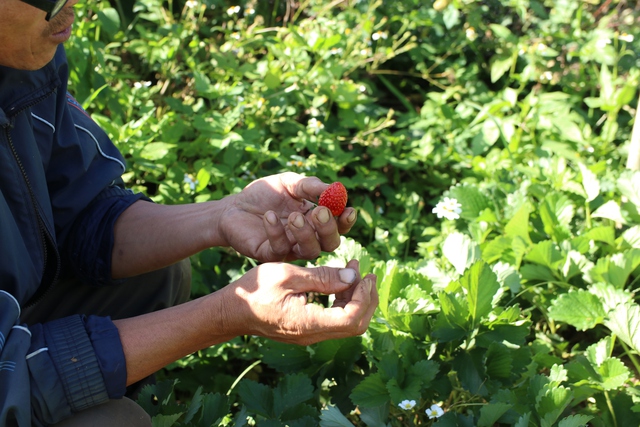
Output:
[318, 182, 348, 216]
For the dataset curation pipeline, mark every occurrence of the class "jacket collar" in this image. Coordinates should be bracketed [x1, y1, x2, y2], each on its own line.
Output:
[0, 45, 63, 120]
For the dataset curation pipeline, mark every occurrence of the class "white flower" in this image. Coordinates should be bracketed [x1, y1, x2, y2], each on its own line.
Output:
[185, 0, 198, 8]
[619, 33, 634, 43]
[465, 27, 477, 41]
[596, 38, 611, 49]
[183, 174, 198, 191]
[329, 47, 343, 55]
[540, 71, 553, 83]
[372, 31, 388, 41]
[244, 7, 255, 15]
[358, 85, 367, 93]
[133, 81, 152, 89]
[226, 5, 241, 15]
[231, 32, 240, 40]
[536, 42, 548, 52]
[426, 404, 445, 419]
[308, 118, 324, 134]
[398, 399, 416, 410]
[432, 197, 462, 220]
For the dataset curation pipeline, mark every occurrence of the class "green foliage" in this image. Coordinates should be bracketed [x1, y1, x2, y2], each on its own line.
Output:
[67, 0, 640, 425]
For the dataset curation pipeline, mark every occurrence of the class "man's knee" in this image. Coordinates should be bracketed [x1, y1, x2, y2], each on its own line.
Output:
[51, 398, 151, 427]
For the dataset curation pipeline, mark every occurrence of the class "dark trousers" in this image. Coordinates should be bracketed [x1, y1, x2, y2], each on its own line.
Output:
[21, 259, 192, 427]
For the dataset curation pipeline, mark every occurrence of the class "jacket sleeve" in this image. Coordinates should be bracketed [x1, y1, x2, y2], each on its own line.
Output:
[63, 183, 149, 286]
[0, 291, 127, 427]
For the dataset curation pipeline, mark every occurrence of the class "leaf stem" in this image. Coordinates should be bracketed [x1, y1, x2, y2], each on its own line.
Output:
[604, 390, 618, 427]
[619, 340, 640, 376]
[226, 359, 261, 396]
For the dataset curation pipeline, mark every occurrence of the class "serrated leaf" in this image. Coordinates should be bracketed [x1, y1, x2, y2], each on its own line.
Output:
[359, 403, 390, 427]
[592, 200, 627, 224]
[478, 403, 512, 427]
[585, 226, 616, 247]
[514, 413, 532, 427]
[490, 53, 516, 83]
[536, 386, 573, 427]
[620, 225, 640, 248]
[319, 405, 355, 427]
[525, 240, 563, 270]
[548, 290, 606, 331]
[273, 374, 315, 417]
[438, 291, 470, 330]
[586, 337, 614, 367]
[460, 261, 501, 326]
[448, 185, 491, 220]
[386, 378, 421, 405]
[578, 163, 600, 202]
[350, 374, 390, 408]
[151, 413, 184, 427]
[505, 202, 532, 244]
[588, 283, 633, 312]
[376, 260, 400, 319]
[182, 386, 203, 424]
[443, 232, 480, 274]
[617, 171, 640, 209]
[604, 302, 640, 353]
[588, 249, 640, 288]
[201, 392, 229, 427]
[598, 358, 630, 390]
[262, 341, 311, 373]
[485, 342, 513, 379]
[236, 380, 273, 417]
[558, 414, 593, 427]
[409, 360, 439, 387]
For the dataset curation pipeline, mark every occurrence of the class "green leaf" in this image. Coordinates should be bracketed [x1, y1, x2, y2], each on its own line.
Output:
[586, 337, 614, 367]
[617, 171, 640, 209]
[236, 379, 273, 418]
[485, 342, 513, 379]
[588, 283, 633, 312]
[536, 385, 573, 427]
[350, 374, 390, 408]
[588, 249, 640, 288]
[320, 237, 372, 276]
[140, 142, 177, 161]
[477, 403, 512, 427]
[460, 261, 501, 326]
[490, 53, 515, 83]
[443, 232, 480, 274]
[97, 7, 121, 37]
[525, 240, 563, 270]
[448, 185, 491, 220]
[320, 405, 355, 427]
[386, 378, 421, 405]
[376, 260, 400, 319]
[584, 226, 616, 247]
[578, 163, 600, 202]
[201, 393, 229, 427]
[592, 200, 627, 224]
[514, 413, 532, 427]
[438, 291, 470, 330]
[557, 414, 593, 427]
[548, 290, 606, 331]
[151, 413, 183, 427]
[604, 302, 640, 353]
[262, 341, 311, 373]
[359, 403, 390, 427]
[505, 203, 532, 244]
[273, 374, 315, 417]
[182, 386, 202, 424]
[598, 358, 630, 390]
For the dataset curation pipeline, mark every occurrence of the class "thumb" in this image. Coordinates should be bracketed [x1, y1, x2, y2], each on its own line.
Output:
[289, 265, 358, 295]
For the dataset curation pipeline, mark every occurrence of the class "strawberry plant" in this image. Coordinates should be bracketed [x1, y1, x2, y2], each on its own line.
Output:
[66, 0, 640, 425]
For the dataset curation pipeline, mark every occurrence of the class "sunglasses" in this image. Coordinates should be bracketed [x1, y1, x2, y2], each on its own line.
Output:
[20, 0, 68, 21]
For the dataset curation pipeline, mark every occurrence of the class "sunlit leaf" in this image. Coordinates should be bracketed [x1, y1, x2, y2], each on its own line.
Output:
[604, 302, 640, 354]
[548, 290, 606, 330]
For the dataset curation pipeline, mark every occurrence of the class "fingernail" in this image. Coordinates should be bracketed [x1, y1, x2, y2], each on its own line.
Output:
[292, 214, 305, 229]
[347, 210, 356, 223]
[339, 268, 356, 284]
[266, 211, 278, 226]
[364, 277, 373, 293]
[317, 207, 330, 224]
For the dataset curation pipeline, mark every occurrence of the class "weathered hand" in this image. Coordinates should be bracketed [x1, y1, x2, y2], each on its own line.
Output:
[217, 259, 378, 345]
[217, 172, 357, 262]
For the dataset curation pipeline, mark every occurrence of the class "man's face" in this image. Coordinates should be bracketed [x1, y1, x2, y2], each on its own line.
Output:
[0, 0, 76, 70]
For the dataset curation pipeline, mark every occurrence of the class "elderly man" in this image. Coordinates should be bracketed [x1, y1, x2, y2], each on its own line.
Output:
[0, 0, 379, 426]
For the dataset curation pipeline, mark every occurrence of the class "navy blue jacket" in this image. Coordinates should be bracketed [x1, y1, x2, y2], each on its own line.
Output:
[0, 46, 145, 426]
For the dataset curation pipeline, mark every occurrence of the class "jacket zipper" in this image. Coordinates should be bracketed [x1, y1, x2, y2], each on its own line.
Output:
[3, 91, 61, 307]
